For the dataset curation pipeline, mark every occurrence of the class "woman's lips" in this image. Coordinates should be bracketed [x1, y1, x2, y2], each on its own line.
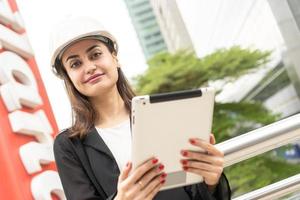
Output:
[84, 73, 104, 83]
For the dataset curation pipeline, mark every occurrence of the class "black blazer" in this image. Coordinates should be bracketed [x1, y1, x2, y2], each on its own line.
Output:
[54, 128, 231, 200]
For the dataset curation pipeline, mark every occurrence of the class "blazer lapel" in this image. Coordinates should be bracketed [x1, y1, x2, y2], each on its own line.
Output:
[83, 127, 120, 197]
[83, 127, 114, 157]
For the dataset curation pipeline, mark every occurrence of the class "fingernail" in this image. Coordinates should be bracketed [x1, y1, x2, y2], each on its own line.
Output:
[161, 173, 167, 178]
[158, 164, 164, 171]
[126, 162, 130, 167]
[181, 150, 188, 157]
[161, 180, 166, 184]
[189, 139, 196, 144]
[183, 166, 188, 171]
[181, 160, 188, 165]
[152, 158, 158, 164]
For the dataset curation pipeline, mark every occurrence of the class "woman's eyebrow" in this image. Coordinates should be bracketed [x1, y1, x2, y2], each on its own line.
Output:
[86, 45, 100, 53]
[65, 45, 101, 63]
[66, 55, 79, 63]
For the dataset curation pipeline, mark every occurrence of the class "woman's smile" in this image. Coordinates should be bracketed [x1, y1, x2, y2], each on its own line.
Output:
[84, 73, 105, 84]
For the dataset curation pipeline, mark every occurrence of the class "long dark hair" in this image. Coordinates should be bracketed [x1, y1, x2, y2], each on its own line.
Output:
[53, 38, 135, 139]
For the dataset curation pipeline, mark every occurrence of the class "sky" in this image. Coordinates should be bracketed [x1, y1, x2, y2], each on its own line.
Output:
[16, 0, 148, 130]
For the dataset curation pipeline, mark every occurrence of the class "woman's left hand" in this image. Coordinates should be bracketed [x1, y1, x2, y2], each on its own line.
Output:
[180, 134, 224, 188]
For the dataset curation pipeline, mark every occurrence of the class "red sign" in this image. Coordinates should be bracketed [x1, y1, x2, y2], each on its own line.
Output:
[0, 0, 64, 199]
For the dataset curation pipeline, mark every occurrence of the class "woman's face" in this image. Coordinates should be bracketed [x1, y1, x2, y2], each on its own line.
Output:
[61, 39, 119, 97]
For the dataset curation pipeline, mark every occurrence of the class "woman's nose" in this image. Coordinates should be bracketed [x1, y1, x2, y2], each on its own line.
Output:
[84, 60, 97, 74]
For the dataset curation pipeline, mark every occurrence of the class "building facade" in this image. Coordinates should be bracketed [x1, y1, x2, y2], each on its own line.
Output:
[123, 0, 167, 60]
[268, 0, 300, 99]
[152, 0, 300, 118]
[241, 0, 300, 118]
[150, 0, 194, 53]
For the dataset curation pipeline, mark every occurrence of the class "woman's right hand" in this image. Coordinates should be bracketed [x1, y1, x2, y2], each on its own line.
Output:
[114, 158, 166, 200]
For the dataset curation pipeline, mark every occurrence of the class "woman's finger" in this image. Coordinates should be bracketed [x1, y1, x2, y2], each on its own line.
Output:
[183, 167, 220, 186]
[125, 181, 144, 199]
[181, 160, 223, 174]
[181, 150, 224, 166]
[144, 176, 165, 200]
[138, 163, 165, 190]
[188, 138, 223, 156]
[125, 157, 159, 186]
[141, 174, 164, 199]
[119, 162, 132, 182]
[127, 165, 165, 197]
[210, 133, 216, 145]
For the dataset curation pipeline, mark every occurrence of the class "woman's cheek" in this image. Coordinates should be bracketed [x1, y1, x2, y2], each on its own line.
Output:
[69, 74, 83, 91]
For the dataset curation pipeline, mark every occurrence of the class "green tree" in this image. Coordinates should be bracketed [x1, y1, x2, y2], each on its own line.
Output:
[135, 46, 270, 95]
[133, 46, 300, 197]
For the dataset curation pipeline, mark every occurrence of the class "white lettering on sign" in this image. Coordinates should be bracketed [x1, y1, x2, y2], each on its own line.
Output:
[0, 51, 42, 111]
[31, 171, 66, 200]
[0, 51, 37, 88]
[8, 110, 53, 145]
[0, 24, 33, 58]
[20, 142, 54, 174]
[0, 82, 42, 111]
[0, 0, 24, 31]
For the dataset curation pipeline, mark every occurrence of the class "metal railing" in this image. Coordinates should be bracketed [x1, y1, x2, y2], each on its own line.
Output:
[233, 174, 300, 200]
[216, 113, 300, 167]
[215, 113, 300, 199]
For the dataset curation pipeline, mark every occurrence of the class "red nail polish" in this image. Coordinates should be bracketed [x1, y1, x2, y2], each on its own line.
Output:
[190, 139, 196, 144]
[159, 164, 164, 170]
[183, 166, 188, 171]
[181, 160, 188, 165]
[161, 173, 167, 178]
[152, 158, 158, 164]
[161, 180, 166, 184]
[181, 150, 188, 156]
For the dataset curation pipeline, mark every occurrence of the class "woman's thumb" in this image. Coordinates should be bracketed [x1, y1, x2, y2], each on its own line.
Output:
[119, 161, 131, 181]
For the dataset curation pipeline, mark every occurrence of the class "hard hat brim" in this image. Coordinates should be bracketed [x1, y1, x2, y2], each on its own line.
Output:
[51, 31, 118, 68]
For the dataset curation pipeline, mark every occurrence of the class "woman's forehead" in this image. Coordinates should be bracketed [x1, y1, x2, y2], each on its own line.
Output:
[62, 39, 106, 60]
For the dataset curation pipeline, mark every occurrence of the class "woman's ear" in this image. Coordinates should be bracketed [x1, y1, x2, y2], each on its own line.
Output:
[112, 52, 120, 68]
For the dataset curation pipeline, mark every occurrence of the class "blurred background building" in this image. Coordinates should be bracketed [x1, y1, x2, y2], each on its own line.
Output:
[267, 0, 300, 161]
[126, 0, 300, 119]
[125, 0, 300, 161]
[267, 0, 300, 110]
[150, 0, 194, 53]
[123, 0, 167, 59]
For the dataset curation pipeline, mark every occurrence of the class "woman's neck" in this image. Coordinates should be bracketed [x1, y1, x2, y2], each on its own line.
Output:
[90, 86, 129, 128]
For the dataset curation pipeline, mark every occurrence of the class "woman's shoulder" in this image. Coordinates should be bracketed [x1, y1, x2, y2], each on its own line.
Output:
[54, 128, 71, 142]
[53, 128, 80, 150]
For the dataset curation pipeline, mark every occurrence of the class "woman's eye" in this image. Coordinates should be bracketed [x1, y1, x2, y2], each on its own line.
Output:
[91, 52, 102, 59]
[70, 61, 81, 68]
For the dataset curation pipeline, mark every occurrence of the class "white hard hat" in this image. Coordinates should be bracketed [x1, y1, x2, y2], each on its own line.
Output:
[50, 16, 118, 71]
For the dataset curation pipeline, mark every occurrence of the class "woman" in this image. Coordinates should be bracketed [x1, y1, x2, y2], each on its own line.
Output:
[51, 16, 231, 200]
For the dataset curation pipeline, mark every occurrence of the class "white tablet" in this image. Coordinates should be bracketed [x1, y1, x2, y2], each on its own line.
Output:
[131, 87, 215, 191]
